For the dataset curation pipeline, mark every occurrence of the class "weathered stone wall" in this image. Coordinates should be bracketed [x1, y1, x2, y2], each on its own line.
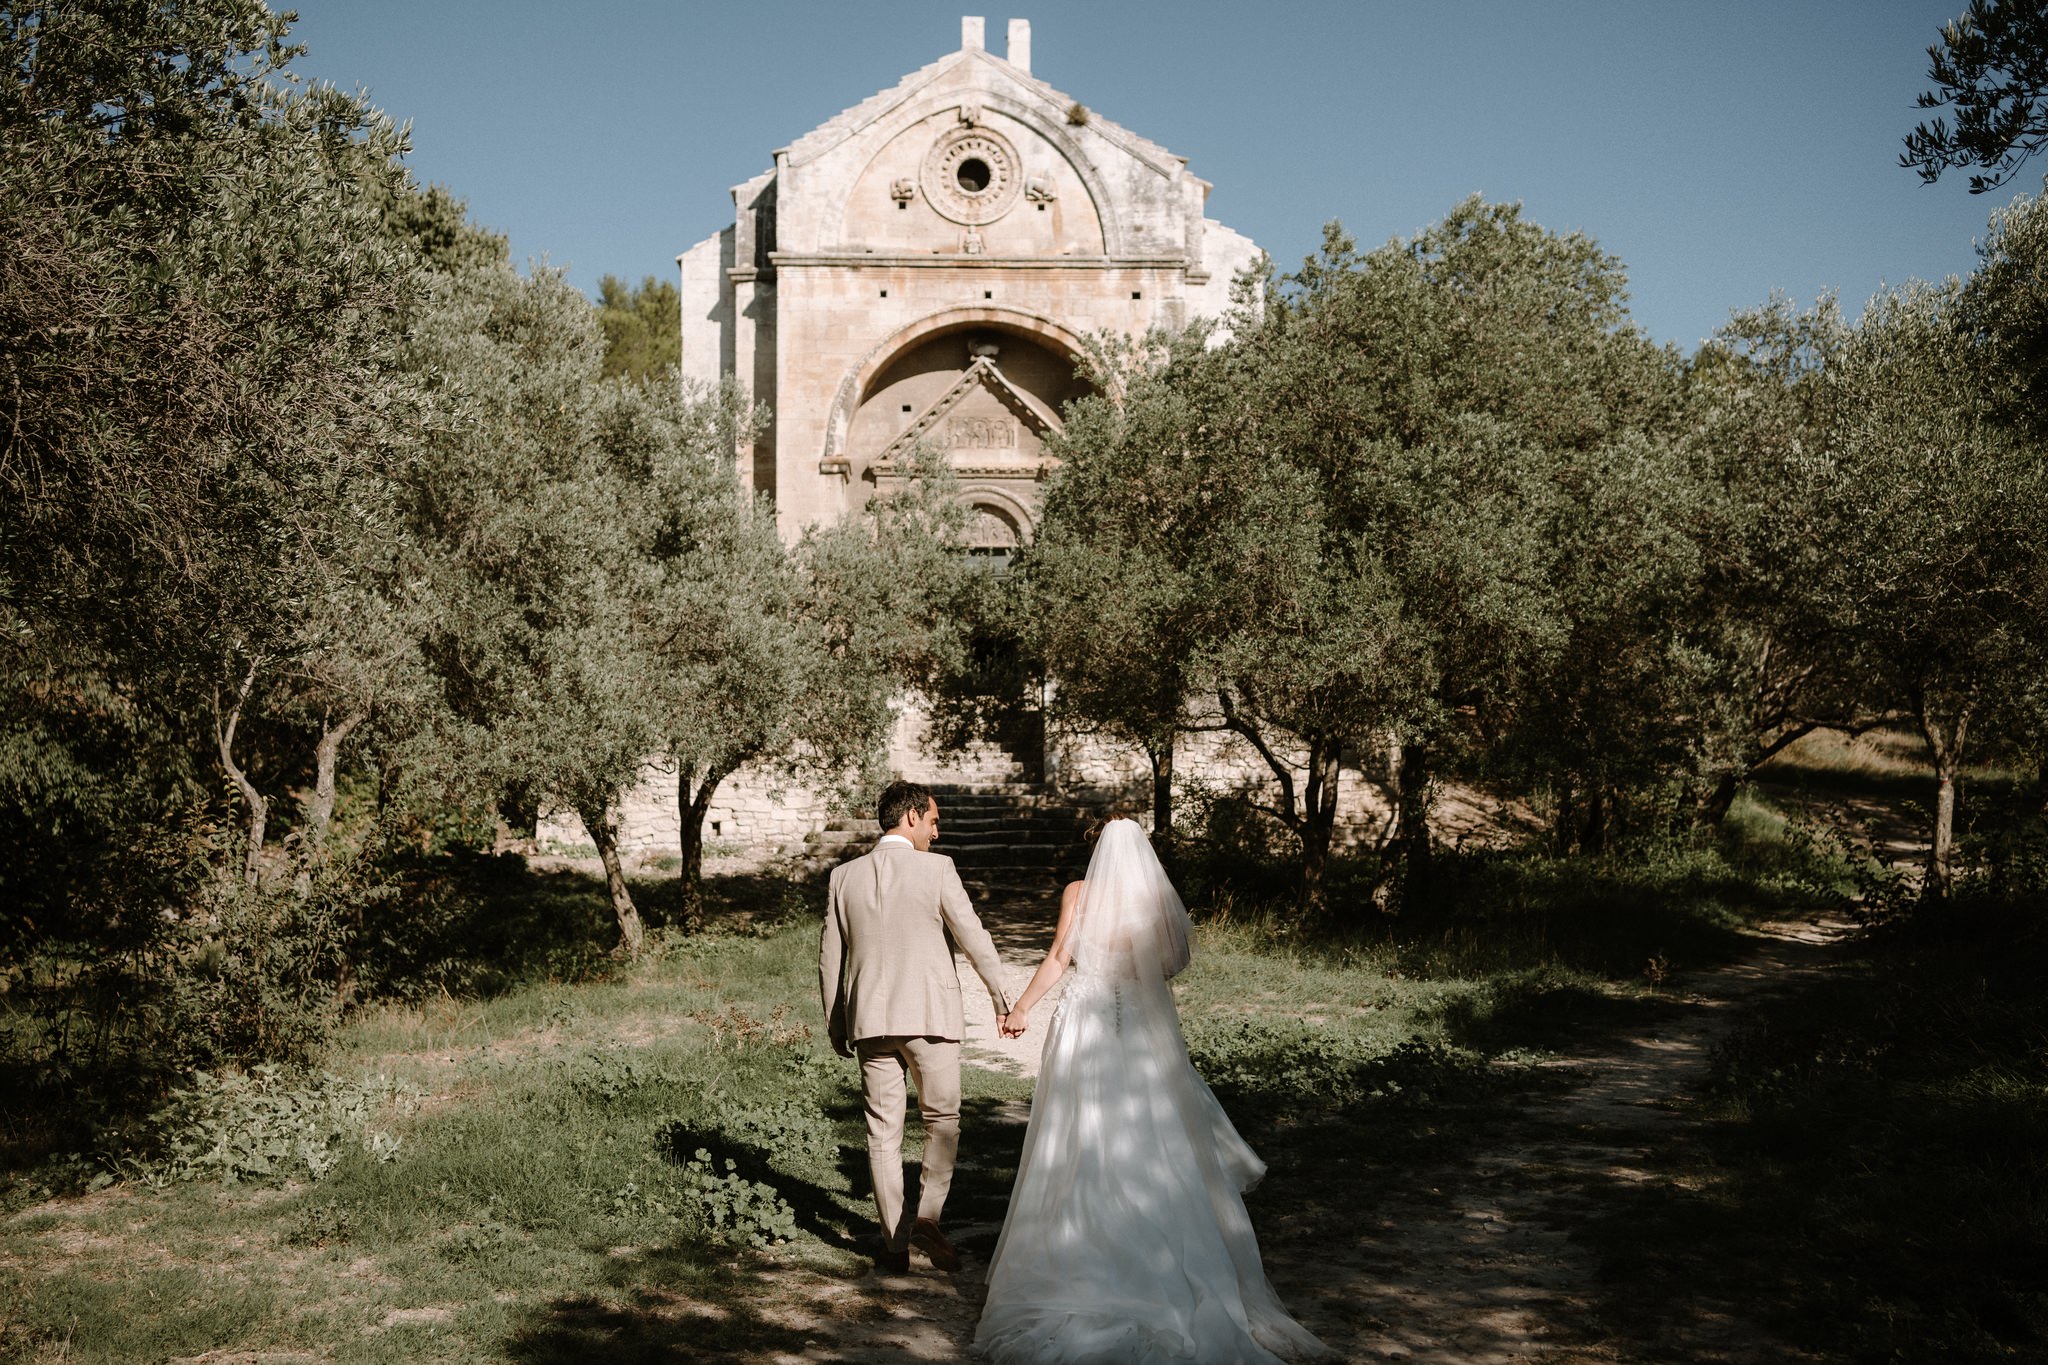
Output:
[536, 759, 841, 864]
[608, 20, 1298, 870]
[884, 698, 1036, 788]
[548, 716, 1400, 869]
[1048, 726, 1396, 851]
[675, 17, 1262, 538]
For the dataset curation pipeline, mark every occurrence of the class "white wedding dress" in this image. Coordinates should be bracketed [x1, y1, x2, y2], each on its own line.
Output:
[972, 823, 1329, 1364]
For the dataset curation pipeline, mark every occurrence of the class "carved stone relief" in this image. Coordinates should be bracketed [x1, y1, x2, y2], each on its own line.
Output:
[945, 416, 1016, 449]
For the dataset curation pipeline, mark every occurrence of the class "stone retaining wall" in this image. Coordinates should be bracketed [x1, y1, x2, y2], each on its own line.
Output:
[540, 706, 1398, 868]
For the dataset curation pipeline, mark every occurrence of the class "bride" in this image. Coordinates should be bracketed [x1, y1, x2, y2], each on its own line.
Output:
[972, 817, 1330, 1364]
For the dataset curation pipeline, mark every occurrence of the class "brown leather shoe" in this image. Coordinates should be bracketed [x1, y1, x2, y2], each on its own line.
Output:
[874, 1244, 910, 1274]
[909, 1217, 959, 1272]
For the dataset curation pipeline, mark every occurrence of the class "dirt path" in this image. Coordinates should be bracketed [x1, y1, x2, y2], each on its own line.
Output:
[742, 903, 1851, 1363]
[1279, 914, 1852, 1364]
[957, 884, 1064, 1081]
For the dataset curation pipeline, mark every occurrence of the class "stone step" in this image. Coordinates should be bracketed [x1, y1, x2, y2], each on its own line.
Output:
[945, 821, 1085, 837]
[933, 794, 1081, 806]
[800, 783, 1097, 883]
[941, 809, 1090, 827]
[937, 834, 1081, 855]
[947, 855, 1089, 873]
[822, 811, 1091, 834]
[947, 807, 1090, 821]
[811, 825, 1080, 846]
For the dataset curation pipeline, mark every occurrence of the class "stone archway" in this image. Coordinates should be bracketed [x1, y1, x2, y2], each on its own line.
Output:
[830, 308, 1091, 544]
[820, 305, 1092, 479]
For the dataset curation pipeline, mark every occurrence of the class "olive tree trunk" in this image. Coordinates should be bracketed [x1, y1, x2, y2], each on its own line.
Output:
[676, 762, 734, 933]
[576, 800, 645, 954]
[295, 709, 364, 895]
[1919, 702, 1971, 902]
[1392, 737, 1434, 901]
[1148, 738, 1175, 840]
[213, 659, 267, 889]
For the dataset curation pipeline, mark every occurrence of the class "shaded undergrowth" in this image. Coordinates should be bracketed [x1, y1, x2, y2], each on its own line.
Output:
[1567, 892, 2048, 1362]
[0, 858, 822, 1175]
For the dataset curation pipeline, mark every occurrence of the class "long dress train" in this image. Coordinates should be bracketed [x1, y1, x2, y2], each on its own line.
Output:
[972, 941, 1329, 1363]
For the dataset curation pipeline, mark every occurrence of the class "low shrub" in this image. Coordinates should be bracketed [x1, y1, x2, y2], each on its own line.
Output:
[131, 1064, 415, 1187]
[1184, 1014, 1488, 1114]
[676, 1146, 799, 1249]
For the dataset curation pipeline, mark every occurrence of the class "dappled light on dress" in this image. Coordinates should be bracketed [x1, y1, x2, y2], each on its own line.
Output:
[974, 821, 1328, 1363]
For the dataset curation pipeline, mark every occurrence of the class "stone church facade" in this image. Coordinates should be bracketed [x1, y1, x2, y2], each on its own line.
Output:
[675, 16, 1257, 545]
[541, 18, 1395, 863]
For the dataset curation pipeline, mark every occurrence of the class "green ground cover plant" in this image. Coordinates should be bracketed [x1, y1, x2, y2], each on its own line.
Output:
[0, 842, 1680, 1361]
[0, 871, 1001, 1363]
[2, 788, 2036, 1363]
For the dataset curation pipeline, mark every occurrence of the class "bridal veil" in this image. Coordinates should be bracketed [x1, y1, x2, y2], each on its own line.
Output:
[973, 819, 1329, 1364]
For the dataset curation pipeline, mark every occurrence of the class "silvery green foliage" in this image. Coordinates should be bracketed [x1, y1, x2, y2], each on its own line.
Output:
[141, 1065, 417, 1186]
[402, 260, 966, 937]
[678, 1148, 798, 1249]
[0, 1, 445, 1074]
[1807, 273, 2048, 895]
[1901, 0, 2048, 193]
[1034, 199, 1689, 905]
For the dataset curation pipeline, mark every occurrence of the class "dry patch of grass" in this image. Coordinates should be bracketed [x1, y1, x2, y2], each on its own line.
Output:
[1766, 725, 1932, 781]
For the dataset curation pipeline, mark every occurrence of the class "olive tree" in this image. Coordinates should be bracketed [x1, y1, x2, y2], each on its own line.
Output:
[1817, 277, 2048, 897]
[1036, 202, 1683, 909]
[2, 0, 419, 903]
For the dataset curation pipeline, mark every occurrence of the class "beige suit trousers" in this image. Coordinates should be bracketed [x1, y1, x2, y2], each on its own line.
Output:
[857, 1034, 961, 1249]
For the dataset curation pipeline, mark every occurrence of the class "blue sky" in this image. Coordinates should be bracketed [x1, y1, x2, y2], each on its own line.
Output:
[289, 1, 2027, 351]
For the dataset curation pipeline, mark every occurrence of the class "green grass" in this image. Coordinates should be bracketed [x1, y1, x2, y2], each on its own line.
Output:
[1758, 723, 2023, 805]
[1161, 804, 1856, 1295]
[4, 799, 2015, 1363]
[0, 871, 1039, 1364]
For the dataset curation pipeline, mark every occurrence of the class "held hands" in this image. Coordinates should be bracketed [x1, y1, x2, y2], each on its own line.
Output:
[999, 1009, 1028, 1039]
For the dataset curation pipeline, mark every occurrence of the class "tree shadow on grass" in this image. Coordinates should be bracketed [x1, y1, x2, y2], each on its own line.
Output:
[502, 1243, 821, 1364]
[1563, 925, 2048, 1363]
[502, 1093, 1026, 1363]
[652, 1110, 871, 1252]
[1432, 975, 1685, 1053]
[1193, 957, 1838, 1358]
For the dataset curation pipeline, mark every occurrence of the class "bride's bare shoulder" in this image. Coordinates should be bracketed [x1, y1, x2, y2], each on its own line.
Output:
[1061, 879, 1086, 904]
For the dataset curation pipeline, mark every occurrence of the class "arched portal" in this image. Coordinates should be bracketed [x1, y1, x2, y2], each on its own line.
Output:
[826, 307, 1092, 542]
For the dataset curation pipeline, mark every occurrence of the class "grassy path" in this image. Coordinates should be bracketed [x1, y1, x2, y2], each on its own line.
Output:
[1277, 915, 1851, 1363]
[727, 895, 1855, 1363]
[0, 860, 1869, 1363]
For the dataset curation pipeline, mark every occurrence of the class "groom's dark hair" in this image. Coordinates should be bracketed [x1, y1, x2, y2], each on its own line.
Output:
[876, 779, 936, 832]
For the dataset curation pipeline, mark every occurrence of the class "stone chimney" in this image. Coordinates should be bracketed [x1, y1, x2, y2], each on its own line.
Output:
[1007, 18, 1031, 73]
[962, 16, 984, 51]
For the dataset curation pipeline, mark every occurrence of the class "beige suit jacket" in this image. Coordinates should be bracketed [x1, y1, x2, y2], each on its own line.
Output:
[820, 841, 1013, 1048]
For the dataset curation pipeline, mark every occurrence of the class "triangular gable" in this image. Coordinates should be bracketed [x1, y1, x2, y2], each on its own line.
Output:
[878, 356, 1055, 464]
[780, 48, 1184, 180]
[781, 50, 965, 169]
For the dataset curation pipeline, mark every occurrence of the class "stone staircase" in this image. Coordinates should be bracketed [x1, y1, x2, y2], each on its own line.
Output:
[801, 782, 1095, 896]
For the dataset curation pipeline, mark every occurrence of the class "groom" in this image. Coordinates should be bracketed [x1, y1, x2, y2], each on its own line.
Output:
[820, 779, 1014, 1274]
